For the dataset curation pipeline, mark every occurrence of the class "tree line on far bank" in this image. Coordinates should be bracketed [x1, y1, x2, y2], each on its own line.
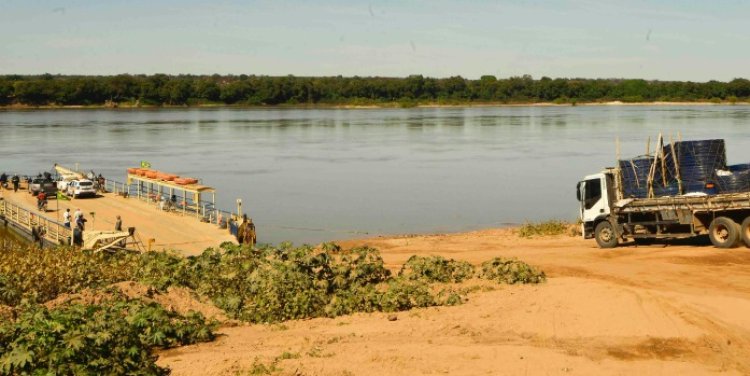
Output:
[1, 73, 750, 107]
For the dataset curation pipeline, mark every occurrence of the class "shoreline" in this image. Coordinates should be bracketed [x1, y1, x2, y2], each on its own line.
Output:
[1, 100, 747, 111]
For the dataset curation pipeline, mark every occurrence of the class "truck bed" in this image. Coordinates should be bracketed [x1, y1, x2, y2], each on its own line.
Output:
[615, 192, 750, 213]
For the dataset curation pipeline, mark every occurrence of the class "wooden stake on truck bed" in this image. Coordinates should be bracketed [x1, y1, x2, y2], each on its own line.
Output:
[615, 137, 623, 201]
[647, 133, 663, 198]
[660, 136, 668, 188]
[670, 134, 682, 194]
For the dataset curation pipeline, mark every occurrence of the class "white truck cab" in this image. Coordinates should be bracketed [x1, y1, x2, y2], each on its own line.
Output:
[576, 170, 617, 247]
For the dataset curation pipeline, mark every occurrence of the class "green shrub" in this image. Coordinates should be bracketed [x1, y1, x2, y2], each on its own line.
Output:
[0, 294, 216, 375]
[479, 258, 546, 284]
[1, 241, 547, 325]
[517, 220, 571, 238]
[379, 278, 436, 311]
[0, 245, 140, 306]
[134, 250, 193, 290]
[398, 255, 475, 283]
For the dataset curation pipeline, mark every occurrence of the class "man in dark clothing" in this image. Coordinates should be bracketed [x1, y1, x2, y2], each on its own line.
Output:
[97, 174, 106, 193]
[76, 214, 87, 231]
[11, 175, 19, 192]
[238, 215, 257, 247]
[236, 216, 245, 245]
[72, 227, 83, 247]
[31, 225, 45, 248]
[115, 215, 123, 231]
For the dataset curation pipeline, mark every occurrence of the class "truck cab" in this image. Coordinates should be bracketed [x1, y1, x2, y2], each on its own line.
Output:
[577, 170, 617, 247]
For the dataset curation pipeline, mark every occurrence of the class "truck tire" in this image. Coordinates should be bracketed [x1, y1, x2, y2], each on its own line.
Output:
[708, 217, 740, 248]
[740, 217, 750, 248]
[595, 220, 618, 249]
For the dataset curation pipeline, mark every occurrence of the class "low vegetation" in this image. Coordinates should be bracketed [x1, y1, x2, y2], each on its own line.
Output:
[0, 292, 216, 375]
[0, 241, 546, 373]
[479, 257, 546, 284]
[517, 220, 573, 238]
[399, 255, 475, 283]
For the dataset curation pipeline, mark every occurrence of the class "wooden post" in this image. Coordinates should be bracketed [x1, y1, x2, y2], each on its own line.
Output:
[670, 135, 682, 194]
[647, 133, 663, 198]
[615, 137, 623, 201]
[660, 136, 668, 187]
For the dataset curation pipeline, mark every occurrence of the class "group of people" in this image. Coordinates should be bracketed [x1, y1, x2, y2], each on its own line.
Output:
[87, 171, 106, 193]
[0, 173, 21, 192]
[63, 208, 88, 230]
[157, 194, 179, 211]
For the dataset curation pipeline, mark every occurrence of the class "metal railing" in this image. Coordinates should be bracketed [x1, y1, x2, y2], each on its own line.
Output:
[100, 178, 239, 228]
[0, 198, 72, 246]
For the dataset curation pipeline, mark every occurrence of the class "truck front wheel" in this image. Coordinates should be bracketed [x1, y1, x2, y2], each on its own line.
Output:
[709, 217, 740, 248]
[595, 221, 618, 249]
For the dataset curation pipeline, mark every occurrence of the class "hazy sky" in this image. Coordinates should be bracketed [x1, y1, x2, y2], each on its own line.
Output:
[1, 0, 748, 81]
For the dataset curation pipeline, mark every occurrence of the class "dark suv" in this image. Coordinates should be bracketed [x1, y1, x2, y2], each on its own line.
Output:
[28, 178, 57, 197]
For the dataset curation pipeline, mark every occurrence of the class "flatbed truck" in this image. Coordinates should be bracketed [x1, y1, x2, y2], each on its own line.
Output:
[577, 168, 750, 248]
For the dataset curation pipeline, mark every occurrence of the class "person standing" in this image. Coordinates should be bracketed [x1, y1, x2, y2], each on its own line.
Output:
[36, 225, 45, 248]
[115, 215, 122, 231]
[74, 208, 82, 224]
[11, 175, 20, 192]
[238, 215, 257, 247]
[76, 214, 86, 231]
[72, 226, 83, 247]
[236, 216, 246, 245]
[37, 191, 47, 211]
[97, 174, 105, 193]
[245, 217, 257, 247]
[63, 208, 71, 228]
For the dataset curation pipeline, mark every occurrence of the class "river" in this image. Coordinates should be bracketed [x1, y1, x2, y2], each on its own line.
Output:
[2, 105, 750, 245]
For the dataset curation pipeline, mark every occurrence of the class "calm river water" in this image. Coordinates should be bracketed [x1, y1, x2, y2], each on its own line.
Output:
[2, 105, 750, 245]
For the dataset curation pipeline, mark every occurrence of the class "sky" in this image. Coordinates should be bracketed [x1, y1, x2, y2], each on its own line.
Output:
[0, 0, 748, 81]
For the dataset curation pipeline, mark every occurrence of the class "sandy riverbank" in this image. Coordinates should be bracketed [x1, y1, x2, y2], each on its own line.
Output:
[157, 228, 750, 375]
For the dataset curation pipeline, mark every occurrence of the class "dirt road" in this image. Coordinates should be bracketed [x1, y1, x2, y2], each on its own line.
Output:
[159, 229, 750, 375]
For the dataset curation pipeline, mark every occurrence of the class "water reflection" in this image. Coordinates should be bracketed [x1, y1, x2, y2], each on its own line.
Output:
[2, 105, 750, 245]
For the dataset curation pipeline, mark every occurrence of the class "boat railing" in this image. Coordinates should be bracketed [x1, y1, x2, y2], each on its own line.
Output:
[0, 197, 72, 246]
[100, 177, 238, 229]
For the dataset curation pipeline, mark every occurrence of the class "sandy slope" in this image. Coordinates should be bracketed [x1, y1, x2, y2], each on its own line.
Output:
[158, 229, 750, 375]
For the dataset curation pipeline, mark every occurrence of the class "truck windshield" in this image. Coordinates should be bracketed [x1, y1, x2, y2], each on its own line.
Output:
[584, 178, 602, 210]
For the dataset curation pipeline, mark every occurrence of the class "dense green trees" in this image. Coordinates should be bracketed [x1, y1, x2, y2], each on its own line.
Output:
[1, 74, 748, 107]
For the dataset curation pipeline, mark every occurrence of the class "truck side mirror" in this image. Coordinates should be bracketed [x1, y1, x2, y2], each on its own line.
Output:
[576, 182, 582, 201]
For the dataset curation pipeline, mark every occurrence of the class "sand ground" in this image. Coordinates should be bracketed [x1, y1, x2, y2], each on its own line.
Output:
[157, 228, 750, 375]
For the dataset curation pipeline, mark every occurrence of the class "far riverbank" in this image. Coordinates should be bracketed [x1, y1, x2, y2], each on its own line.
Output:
[1, 100, 749, 111]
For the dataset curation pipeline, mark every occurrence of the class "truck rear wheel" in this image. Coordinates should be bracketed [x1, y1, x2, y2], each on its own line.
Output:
[740, 217, 750, 248]
[595, 220, 618, 249]
[709, 217, 740, 248]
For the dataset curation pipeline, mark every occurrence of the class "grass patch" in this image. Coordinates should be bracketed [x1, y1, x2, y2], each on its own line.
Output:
[479, 258, 546, 284]
[517, 220, 571, 238]
[398, 255, 475, 283]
